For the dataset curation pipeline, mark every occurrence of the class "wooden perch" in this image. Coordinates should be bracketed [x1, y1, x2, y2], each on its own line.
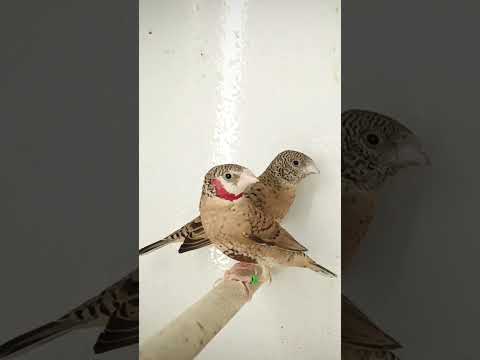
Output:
[140, 264, 264, 360]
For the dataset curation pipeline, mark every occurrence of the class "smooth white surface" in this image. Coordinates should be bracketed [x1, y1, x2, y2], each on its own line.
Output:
[140, 1, 340, 359]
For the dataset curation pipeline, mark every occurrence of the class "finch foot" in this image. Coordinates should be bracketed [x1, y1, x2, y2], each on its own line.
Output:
[262, 265, 272, 284]
[223, 262, 261, 301]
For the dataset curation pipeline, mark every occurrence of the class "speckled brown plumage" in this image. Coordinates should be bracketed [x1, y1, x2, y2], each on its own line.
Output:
[199, 164, 335, 276]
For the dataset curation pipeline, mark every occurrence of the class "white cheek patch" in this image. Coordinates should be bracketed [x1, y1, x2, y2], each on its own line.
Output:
[219, 177, 241, 195]
[236, 176, 253, 193]
[218, 172, 258, 195]
[236, 172, 259, 193]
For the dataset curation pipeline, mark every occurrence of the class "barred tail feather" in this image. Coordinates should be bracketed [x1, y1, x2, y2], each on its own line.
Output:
[139, 238, 177, 255]
[178, 239, 212, 253]
[308, 260, 337, 277]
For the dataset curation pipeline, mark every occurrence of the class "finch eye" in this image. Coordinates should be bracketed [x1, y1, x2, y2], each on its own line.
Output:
[224, 173, 232, 179]
[293, 160, 299, 166]
[366, 134, 380, 145]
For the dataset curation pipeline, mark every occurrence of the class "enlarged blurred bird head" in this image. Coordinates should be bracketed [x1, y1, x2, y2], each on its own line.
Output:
[263, 150, 320, 185]
[202, 164, 259, 201]
[342, 109, 430, 191]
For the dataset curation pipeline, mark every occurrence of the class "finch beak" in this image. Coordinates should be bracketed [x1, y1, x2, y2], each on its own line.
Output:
[382, 133, 431, 168]
[238, 170, 259, 190]
[304, 161, 320, 175]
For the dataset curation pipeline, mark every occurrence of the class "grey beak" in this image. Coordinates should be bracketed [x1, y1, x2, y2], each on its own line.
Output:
[305, 161, 320, 175]
[381, 134, 431, 167]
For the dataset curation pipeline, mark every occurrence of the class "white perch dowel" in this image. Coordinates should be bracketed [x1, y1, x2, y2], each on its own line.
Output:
[140, 265, 264, 360]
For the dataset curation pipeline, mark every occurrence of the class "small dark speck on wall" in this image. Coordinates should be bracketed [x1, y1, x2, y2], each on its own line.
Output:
[200, 51, 204, 56]
[148, 31, 152, 35]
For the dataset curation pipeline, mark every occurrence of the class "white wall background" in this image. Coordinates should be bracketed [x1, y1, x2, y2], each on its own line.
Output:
[140, 1, 340, 359]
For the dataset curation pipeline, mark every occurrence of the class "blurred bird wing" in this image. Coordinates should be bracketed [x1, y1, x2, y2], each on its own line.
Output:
[0, 270, 139, 358]
[94, 271, 139, 353]
[93, 310, 138, 354]
[342, 295, 401, 350]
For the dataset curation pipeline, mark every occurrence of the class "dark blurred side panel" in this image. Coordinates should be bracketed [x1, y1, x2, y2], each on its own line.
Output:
[343, 1, 480, 359]
[0, 1, 138, 359]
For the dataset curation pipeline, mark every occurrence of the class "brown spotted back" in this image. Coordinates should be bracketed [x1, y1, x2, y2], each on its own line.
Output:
[245, 181, 296, 222]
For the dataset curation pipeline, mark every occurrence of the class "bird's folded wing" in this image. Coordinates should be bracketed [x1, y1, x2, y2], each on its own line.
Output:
[177, 216, 212, 253]
[342, 295, 401, 350]
[249, 210, 307, 252]
[139, 216, 212, 255]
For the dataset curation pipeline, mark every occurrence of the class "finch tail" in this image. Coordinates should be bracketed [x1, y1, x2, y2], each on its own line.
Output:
[0, 319, 76, 358]
[307, 259, 337, 277]
[139, 238, 176, 255]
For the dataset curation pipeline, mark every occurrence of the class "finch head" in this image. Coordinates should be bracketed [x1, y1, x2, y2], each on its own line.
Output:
[265, 150, 321, 185]
[342, 109, 430, 191]
[203, 164, 258, 201]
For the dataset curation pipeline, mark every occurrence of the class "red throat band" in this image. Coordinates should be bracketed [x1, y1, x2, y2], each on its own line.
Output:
[211, 178, 243, 201]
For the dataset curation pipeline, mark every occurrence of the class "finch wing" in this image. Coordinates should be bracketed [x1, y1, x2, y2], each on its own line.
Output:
[248, 207, 308, 252]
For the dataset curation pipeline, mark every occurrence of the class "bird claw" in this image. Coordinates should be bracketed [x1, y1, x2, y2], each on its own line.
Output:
[263, 266, 272, 284]
[223, 262, 261, 301]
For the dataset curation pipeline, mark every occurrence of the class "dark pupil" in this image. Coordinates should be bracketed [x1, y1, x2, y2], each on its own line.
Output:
[225, 173, 232, 179]
[293, 160, 299, 166]
[367, 134, 379, 145]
